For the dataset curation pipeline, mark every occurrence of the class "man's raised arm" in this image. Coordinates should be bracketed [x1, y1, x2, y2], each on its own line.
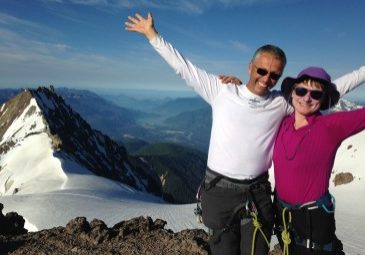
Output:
[125, 12, 223, 104]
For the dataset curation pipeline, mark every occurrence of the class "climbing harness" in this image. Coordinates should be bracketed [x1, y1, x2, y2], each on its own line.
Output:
[207, 193, 270, 255]
[275, 192, 339, 254]
[196, 168, 271, 255]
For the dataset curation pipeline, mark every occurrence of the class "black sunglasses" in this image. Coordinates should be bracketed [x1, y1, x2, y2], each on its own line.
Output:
[294, 87, 324, 100]
[253, 64, 282, 81]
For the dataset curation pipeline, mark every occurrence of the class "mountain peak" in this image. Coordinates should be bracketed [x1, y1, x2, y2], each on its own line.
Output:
[331, 98, 362, 112]
[0, 87, 162, 196]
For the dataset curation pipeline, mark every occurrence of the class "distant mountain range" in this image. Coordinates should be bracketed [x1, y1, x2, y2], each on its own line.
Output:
[0, 88, 211, 152]
[331, 98, 363, 112]
[1, 87, 362, 154]
[0, 87, 210, 203]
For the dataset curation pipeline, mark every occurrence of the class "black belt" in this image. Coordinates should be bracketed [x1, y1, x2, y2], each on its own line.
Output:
[204, 167, 268, 190]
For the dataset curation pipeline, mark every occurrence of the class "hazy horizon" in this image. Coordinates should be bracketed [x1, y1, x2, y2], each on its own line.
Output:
[1, 85, 364, 103]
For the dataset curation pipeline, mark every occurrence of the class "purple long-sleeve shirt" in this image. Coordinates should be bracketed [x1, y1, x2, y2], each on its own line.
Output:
[273, 107, 365, 205]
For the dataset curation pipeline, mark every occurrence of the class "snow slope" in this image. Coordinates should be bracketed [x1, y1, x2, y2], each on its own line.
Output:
[1, 131, 364, 254]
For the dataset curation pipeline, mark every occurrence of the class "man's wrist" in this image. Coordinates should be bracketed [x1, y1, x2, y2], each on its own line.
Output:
[146, 28, 158, 41]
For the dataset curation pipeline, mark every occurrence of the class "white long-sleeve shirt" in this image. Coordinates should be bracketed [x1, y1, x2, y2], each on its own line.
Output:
[150, 34, 365, 180]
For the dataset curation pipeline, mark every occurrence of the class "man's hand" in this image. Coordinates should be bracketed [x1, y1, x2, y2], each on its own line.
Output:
[125, 12, 157, 41]
[219, 75, 242, 85]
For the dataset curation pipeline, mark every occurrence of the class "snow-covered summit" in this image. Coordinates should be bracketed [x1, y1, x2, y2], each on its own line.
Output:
[331, 98, 362, 112]
[0, 87, 162, 196]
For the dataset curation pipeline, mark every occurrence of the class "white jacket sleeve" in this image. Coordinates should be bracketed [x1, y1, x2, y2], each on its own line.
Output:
[149, 34, 222, 105]
[333, 66, 365, 97]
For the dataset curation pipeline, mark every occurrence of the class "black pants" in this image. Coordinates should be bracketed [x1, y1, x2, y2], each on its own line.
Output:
[201, 174, 273, 255]
[274, 195, 345, 255]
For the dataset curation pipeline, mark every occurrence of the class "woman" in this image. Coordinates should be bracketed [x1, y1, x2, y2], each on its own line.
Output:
[273, 66, 365, 254]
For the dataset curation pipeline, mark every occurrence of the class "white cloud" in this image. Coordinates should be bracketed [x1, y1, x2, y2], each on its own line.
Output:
[0, 13, 45, 30]
[0, 22, 173, 89]
[41, 0, 281, 15]
[229, 40, 250, 53]
[41, 0, 64, 3]
[0, 25, 69, 56]
[0, 12, 61, 39]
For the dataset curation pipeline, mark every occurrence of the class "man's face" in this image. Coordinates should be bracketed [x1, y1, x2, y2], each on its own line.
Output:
[247, 52, 284, 96]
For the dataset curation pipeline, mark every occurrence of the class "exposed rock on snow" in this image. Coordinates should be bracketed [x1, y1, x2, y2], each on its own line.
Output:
[333, 172, 354, 186]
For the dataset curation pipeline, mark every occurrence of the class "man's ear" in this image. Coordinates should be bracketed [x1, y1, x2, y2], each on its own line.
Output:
[248, 62, 253, 76]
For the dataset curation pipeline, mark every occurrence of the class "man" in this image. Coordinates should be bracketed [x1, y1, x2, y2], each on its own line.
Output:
[125, 12, 365, 255]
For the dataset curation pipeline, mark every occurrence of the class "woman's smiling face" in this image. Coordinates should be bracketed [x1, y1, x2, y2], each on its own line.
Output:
[291, 79, 324, 116]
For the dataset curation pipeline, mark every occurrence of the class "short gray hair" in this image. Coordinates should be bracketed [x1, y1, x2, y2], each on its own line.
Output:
[251, 44, 287, 68]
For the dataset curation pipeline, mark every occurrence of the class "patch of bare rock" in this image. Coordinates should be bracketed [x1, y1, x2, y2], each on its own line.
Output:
[1, 203, 282, 254]
[333, 172, 354, 186]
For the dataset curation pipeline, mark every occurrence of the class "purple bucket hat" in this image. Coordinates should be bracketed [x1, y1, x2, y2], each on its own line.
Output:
[281, 66, 340, 110]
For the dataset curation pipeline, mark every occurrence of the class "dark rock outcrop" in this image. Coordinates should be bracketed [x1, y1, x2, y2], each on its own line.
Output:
[0, 203, 284, 254]
[0, 204, 27, 236]
[0, 203, 209, 255]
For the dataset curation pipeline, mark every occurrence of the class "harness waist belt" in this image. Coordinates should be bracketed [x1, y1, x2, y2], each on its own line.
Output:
[205, 167, 268, 189]
[277, 192, 335, 213]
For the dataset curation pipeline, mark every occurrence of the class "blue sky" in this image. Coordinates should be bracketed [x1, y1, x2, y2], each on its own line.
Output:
[0, 0, 364, 100]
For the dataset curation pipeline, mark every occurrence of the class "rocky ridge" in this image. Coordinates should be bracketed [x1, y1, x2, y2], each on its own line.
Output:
[0, 203, 209, 255]
[0, 203, 286, 255]
[0, 87, 162, 196]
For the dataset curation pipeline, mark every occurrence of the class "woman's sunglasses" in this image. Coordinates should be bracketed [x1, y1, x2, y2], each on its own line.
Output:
[253, 64, 282, 81]
[294, 87, 324, 100]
